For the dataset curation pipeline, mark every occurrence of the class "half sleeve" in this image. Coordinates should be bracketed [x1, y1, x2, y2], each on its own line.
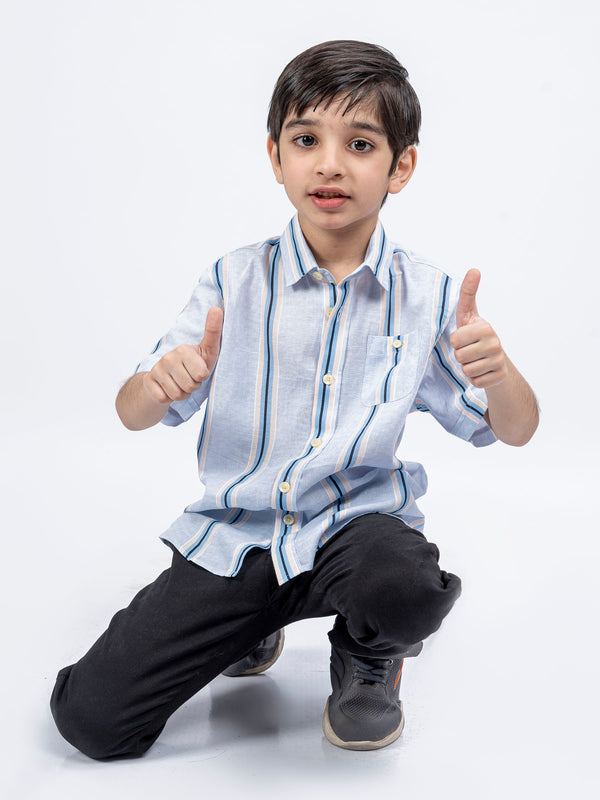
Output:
[134, 260, 224, 427]
[413, 280, 496, 448]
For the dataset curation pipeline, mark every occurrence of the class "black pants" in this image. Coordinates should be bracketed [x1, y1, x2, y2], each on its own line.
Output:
[50, 514, 461, 760]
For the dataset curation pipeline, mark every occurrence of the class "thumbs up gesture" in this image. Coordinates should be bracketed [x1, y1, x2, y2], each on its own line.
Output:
[143, 306, 224, 404]
[450, 270, 508, 389]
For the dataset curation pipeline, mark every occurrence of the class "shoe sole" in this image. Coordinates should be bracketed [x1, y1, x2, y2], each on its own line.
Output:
[227, 629, 286, 677]
[322, 697, 405, 751]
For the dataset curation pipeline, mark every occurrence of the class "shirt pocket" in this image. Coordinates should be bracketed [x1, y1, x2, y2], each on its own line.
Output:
[361, 331, 422, 406]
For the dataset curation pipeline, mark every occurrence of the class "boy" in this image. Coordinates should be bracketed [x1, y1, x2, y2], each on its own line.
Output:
[50, 40, 538, 757]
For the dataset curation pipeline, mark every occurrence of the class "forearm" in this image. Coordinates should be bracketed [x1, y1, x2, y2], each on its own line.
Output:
[115, 373, 170, 431]
[484, 357, 539, 446]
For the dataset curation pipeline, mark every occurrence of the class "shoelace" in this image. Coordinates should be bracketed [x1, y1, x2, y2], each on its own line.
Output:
[351, 655, 394, 685]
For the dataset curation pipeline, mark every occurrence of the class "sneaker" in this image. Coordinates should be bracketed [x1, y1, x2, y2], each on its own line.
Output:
[322, 645, 405, 750]
[222, 629, 285, 677]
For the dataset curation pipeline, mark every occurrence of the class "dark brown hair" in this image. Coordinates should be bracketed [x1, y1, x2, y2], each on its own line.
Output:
[267, 40, 421, 170]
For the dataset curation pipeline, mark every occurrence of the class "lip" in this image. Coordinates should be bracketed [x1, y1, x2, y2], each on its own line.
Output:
[309, 187, 350, 210]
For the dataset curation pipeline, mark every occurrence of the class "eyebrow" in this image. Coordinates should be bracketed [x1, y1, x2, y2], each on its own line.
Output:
[283, 117, 387, 137]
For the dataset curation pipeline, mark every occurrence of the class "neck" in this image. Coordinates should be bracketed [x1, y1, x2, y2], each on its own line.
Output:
[298, 215, 377, 282]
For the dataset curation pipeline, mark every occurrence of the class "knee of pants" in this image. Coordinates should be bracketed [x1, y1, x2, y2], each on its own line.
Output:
[393, 567, 461, 643]
[50, 666, 156, 760]
[351, 545, 462, 645]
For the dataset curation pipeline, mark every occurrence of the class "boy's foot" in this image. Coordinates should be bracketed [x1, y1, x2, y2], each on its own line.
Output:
[222, 629, 285, 677]
[322, 645, 405, 750]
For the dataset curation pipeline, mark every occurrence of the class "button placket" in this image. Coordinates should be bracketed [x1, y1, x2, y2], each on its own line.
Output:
[275, 280, 350, 521]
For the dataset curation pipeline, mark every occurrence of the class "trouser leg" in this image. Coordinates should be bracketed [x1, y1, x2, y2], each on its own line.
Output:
[292, 513, 462, 658]
[51, 515, 461, 759]
[50, 548, 280, 760]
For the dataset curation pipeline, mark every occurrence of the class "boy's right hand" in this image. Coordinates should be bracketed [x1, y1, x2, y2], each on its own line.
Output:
[142, 306, 223, 405]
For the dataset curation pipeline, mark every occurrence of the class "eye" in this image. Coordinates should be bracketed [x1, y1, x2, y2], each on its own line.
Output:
[349, 139, 373, 152]
[294, 134, 316, 148]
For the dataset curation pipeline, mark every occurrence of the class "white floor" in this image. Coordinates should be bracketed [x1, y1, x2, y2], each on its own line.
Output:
[2, 419, 598, 799]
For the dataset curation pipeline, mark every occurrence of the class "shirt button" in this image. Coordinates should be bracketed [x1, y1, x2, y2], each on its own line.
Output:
[279, 481, 291, 493]
[322, 373, 334, 385]
[392, 340, 404, 349]
[283, 514, 294, 526]
[314, 271, 324, 281]
[325, 306, 333, 316]
[311, 438, 322, 448]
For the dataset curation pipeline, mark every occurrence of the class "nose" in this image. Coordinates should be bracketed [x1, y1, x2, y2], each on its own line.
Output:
[315, 143, 345, 179]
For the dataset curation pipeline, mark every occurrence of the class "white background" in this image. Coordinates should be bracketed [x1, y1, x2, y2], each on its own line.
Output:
[1, 1, 598, 797]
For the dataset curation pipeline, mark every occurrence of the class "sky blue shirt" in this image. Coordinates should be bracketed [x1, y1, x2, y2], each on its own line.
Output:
[136, 215, 496, 585]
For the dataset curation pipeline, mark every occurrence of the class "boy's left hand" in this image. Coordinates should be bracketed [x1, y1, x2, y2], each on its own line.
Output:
[450, 269, 508, 389]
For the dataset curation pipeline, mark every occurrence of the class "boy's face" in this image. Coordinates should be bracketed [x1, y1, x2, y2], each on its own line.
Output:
[267, 99, 416, 246]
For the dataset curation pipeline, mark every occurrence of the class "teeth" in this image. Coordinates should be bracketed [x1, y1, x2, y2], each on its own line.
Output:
[317, 192, 342, 198]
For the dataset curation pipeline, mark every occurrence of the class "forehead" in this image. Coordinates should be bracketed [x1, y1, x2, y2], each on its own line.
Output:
[283, 96, 387, 136]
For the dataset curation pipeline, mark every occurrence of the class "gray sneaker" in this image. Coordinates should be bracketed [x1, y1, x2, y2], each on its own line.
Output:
[323, 645, 405, 750]
[222, 629, 285, 677]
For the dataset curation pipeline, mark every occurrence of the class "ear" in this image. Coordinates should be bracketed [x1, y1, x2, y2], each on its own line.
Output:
[267, 136, 284, 185]
[387, 145, 417, 195]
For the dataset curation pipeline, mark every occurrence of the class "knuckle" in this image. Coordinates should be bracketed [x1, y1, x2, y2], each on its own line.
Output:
[184, 374, 201, 393]
[160, 351, 176, 369]
[188, 356, 207, 384]
[146, 384, 160, 401]
[190, 366, 207, 384]
[148, 382, 167, 403]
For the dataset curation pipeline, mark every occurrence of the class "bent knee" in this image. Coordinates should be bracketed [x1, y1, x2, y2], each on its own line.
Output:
[356, 555, 462, 644]
[387, 566, 462, 643]
[50, 668, 153, 760]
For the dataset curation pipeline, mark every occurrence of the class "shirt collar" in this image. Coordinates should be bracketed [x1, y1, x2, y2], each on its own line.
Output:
[279, 214, 394, 291]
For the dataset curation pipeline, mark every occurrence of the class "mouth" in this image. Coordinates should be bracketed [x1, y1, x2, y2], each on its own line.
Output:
[310, 190, 349, 199]
[309, 189, 350, 210]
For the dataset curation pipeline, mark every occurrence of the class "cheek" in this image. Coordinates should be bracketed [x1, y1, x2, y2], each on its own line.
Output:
[366, 178, 393, 205]
[359, 163, 390, 194]
[281, 166, 304, 193]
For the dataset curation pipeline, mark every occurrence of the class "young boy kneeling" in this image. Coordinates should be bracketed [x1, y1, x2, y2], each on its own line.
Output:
[50, 40, 538, 758]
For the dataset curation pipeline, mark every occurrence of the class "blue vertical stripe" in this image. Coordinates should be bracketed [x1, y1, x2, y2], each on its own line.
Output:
[212, 258, 225, 297]
[435, 275, 451, 344]
[289, 219, 309, 278]
[372, 228, 388, 281]
[276, 281, 349, 507]
[275, 516, 294, 581]
[221, 244, 281, 507]
[432, 344, 485, 417]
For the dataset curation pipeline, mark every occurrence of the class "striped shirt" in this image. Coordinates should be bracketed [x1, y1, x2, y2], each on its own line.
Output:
[136, 215, 496, 585]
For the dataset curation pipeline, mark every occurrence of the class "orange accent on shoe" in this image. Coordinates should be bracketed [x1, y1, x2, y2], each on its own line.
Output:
[393, 660, 404, 691]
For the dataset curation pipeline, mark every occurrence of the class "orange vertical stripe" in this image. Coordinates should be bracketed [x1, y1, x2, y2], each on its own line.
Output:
[394, 660, 404, 691]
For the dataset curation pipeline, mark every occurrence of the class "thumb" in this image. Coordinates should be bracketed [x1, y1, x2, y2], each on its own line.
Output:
[456, 268, 481, 328]
[198, 306, 223, 367]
